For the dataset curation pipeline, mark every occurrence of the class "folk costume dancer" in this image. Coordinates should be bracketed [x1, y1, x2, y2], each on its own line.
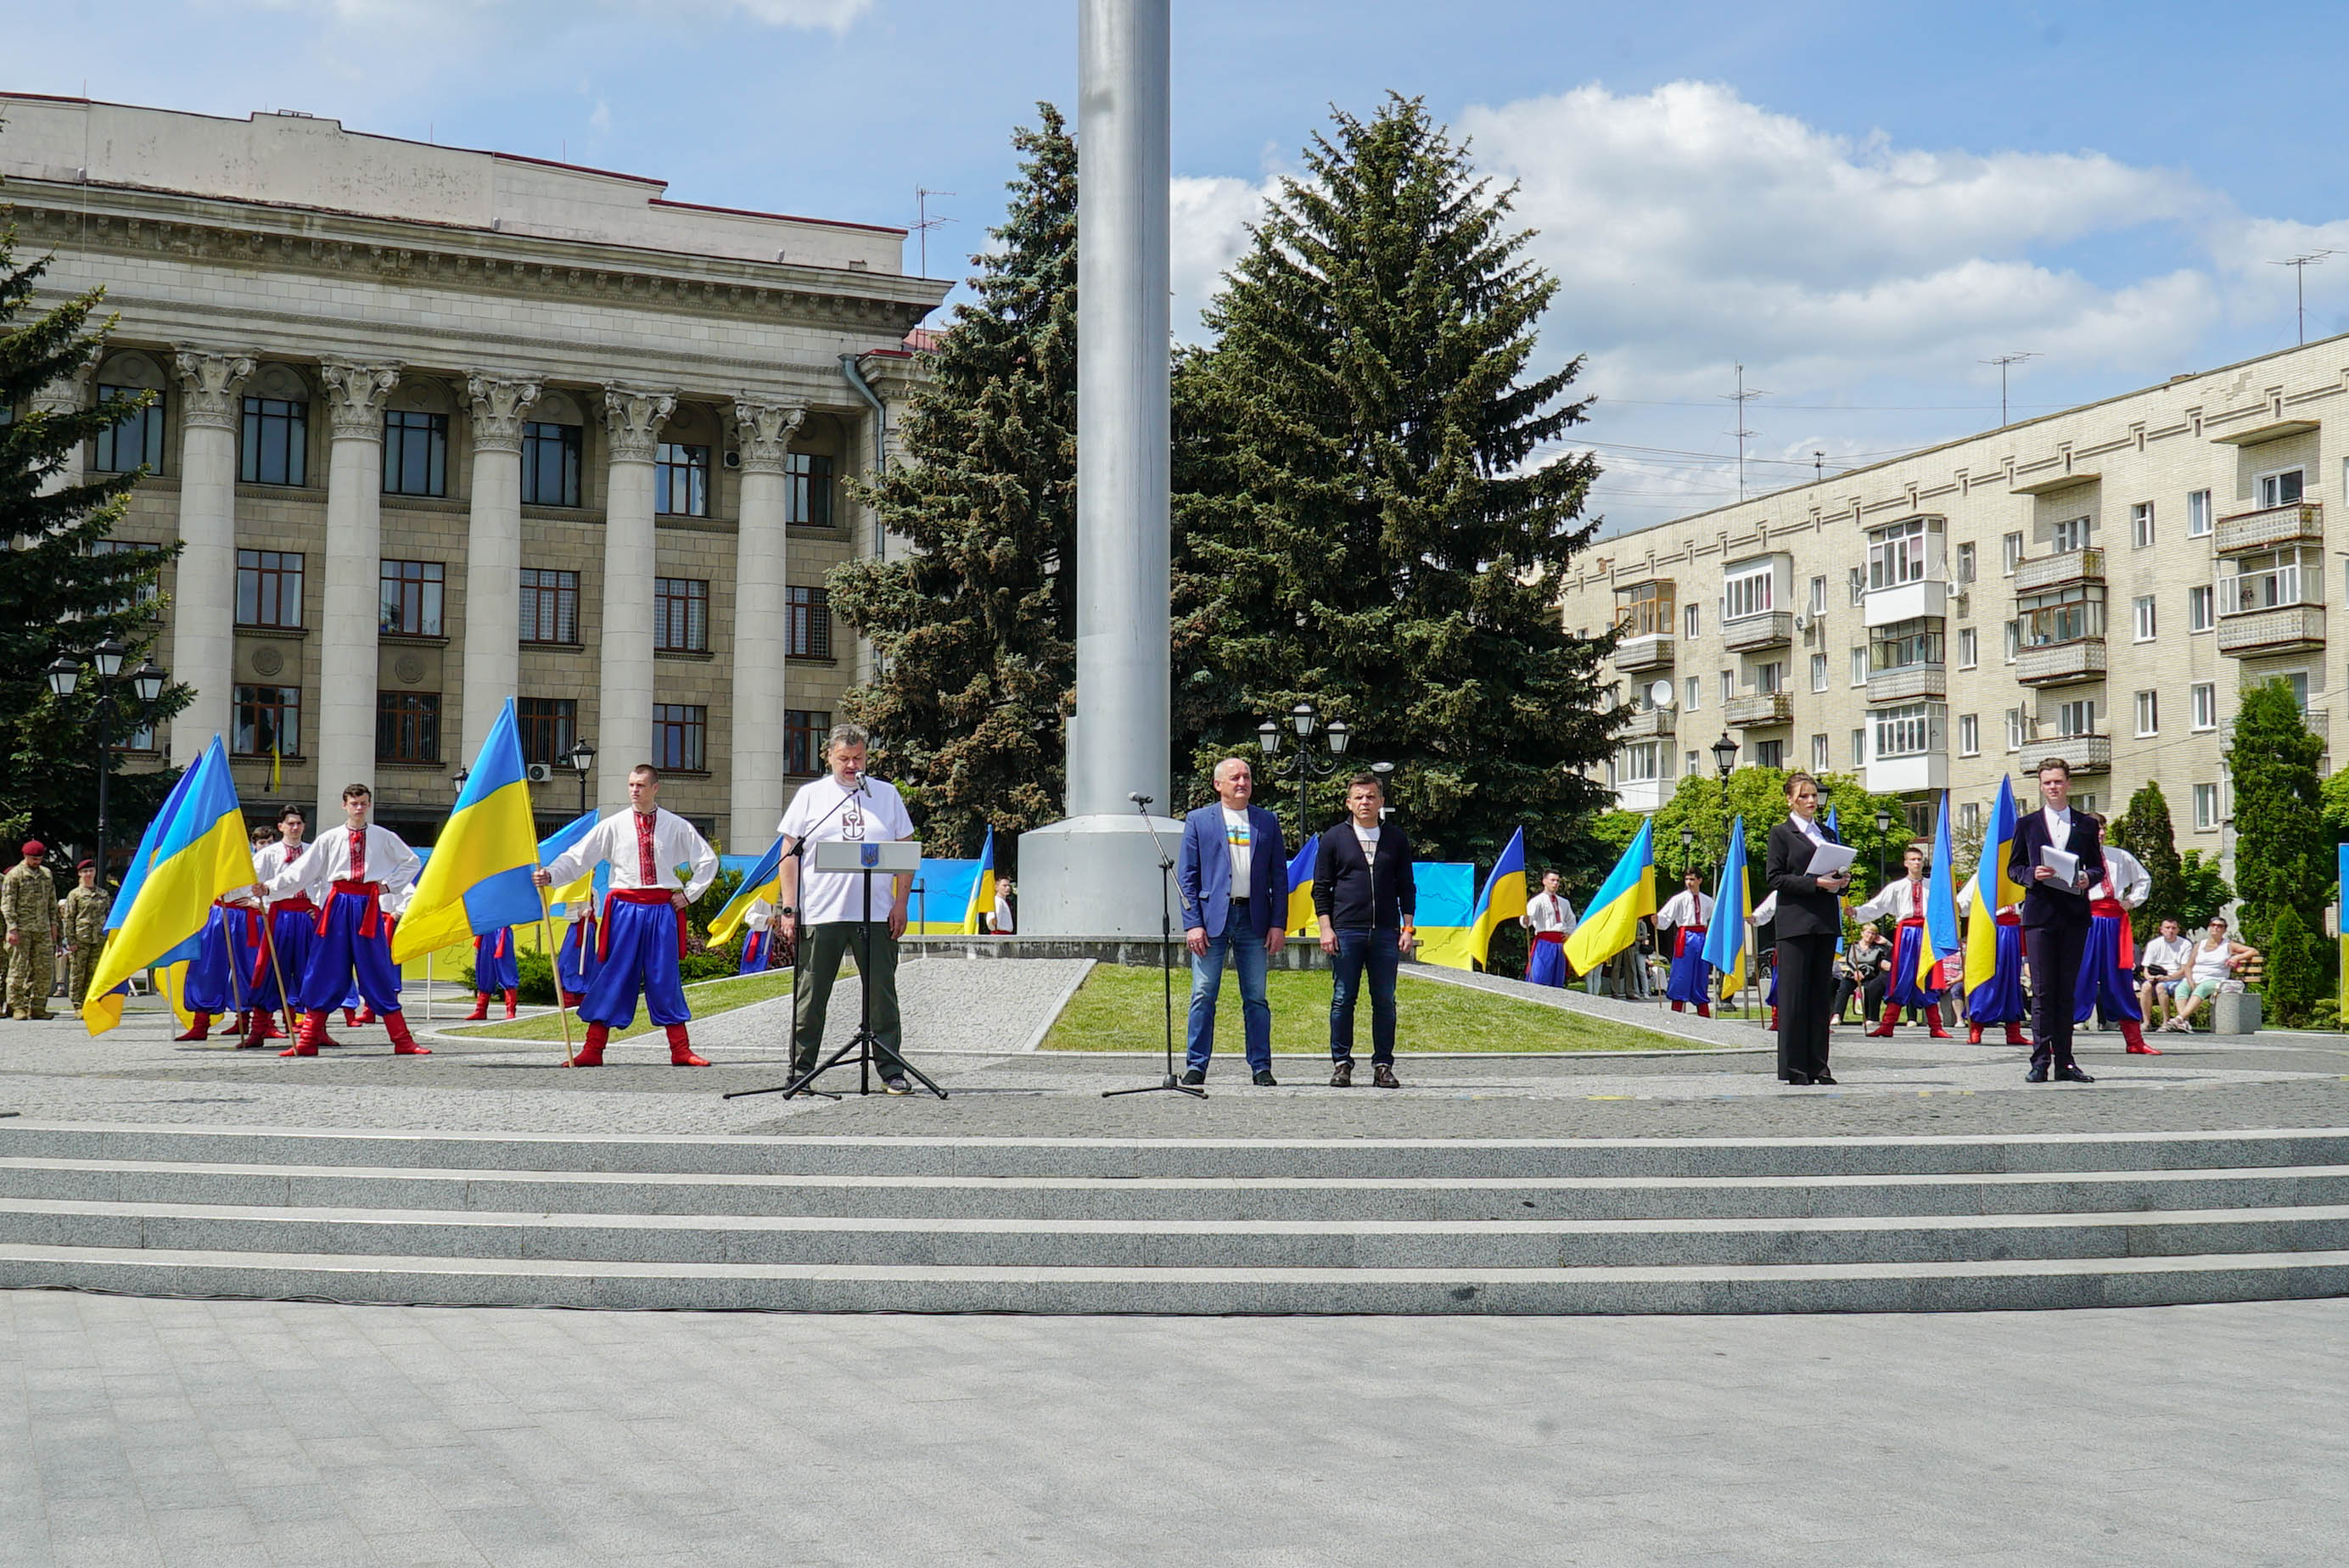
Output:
[1521, 871, 1577, 988]
[1655, 870, 1715, 1016]
[1956, 871, 2030, 1047]
[556, 897, 601, 1007]
[258, 784, 429, 1057]
[465, 927, 521, 1021]
[534, 764, 720, 1067]
[739, 901, 775, 975]
[178, 867, 265, 1044]
[2076, 839, 2160, 1056]
[1856, 845, 1953, 1039]
[245, 808, 316, 1046]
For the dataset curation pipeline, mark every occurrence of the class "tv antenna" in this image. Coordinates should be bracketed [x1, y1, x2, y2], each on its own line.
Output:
[2270, 250, 2335, 344]
[1981, 352, 2040, 428]
[1720, 363, 1770, 501]
[913, 187, 956, 279]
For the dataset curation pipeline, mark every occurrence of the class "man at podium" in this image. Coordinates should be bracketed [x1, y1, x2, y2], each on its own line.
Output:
[776, 722, 918, 1094]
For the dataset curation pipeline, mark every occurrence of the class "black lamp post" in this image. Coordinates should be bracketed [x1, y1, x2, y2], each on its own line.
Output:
[1370, 759, 1395, 823]
[46, 639, 159, 891]
[564, 738, 597, 817]
[1873, 804, 1893, 890]
[1254, 699, 1350, 844]
[1710, 731, 1740, 805]
[1679, 825, 1696, 876]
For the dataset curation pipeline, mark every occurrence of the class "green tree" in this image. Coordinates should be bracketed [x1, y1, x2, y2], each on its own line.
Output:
[2173, 849, 2234, 932]
[2, 207, 188, 854]
[2224, 679, 2329, 952]
[2111, 780, 2189, 930]
[827, 105, 1077, 861]
[1577, 766, 1908, 913]
[1169, 94, 1617, 872]
[2263, 904, 2324, 1027]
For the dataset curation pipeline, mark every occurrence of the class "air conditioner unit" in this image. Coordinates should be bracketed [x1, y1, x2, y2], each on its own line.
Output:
[525, 763, 554, 784]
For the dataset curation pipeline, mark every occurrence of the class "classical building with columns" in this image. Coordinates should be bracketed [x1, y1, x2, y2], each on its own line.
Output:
[5, 92, 945, 848]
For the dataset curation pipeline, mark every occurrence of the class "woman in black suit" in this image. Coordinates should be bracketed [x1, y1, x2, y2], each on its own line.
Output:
[1765, 772, 1852, 1084]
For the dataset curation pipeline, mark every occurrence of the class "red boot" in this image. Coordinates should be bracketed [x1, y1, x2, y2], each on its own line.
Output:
[233, 1010, 251, 1040]
[463, 994, 491, 1022]
[1696, 1003, 1713, 1018]
[1867, 1002, 1898, 1039]
[560, 990, 585, 1009]
[2122, 1019, 2161, 1055]
[281, 1011, 325, 1056]
[2004, 1021, 2029, 1047]
[666, 1023, 709, 1067]
[502, 988, 519, 1022]
[1967, 1022, 1983, 1044]
[383, 1011, 430, 1056]
[568, 1022, 608, 1068]
[175, 1011, 212, 1043]
[353, 1006, 376, 1027]
[1769, 1006, 1779, 1030]
[1670, 1000, 1686, 1013]
[250, 1011, 284, 1040]
[1926, 1005, 1954, 1040]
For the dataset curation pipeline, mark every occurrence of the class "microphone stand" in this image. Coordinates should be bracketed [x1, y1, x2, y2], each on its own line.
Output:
[1105, 793, 1208, 1100]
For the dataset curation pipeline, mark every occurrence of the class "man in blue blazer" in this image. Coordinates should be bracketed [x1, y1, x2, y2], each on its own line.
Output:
[2006, 757, 2105, 1084]
[1176, 757, 1288, 1084]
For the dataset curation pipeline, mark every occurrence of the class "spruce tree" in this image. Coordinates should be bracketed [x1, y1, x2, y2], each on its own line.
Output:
[2224, 679, 2329, 952]
[827, 105, 1076, 858]
[2263, 904, 2324, 1027]
[1, 210, 187, 853]
[1170, 94, 1619, 865]
[2111, 780, 2188, 930]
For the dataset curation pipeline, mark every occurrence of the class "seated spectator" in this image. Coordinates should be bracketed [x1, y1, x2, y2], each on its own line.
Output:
[2162, 917, 2259, 1033]
[2138, 917, 2194, 1028]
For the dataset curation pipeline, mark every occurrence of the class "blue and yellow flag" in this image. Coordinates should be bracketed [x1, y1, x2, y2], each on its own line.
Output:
[1563, 818, 1657, 974]
[535, 810, 598, 911]
[1921, 791, 1963, 992]
[1962, 776, 2022, 996]
[84, 737, 254, 1035]
[1468, 827, 1528, 969]
[1825, 805, 1845, 955]
[392, 700, 545, 962]
[961, 827, 996, 935]
[1285, 837, 1320, 935]
[708, 835, 784, 945]
[1701, 815, 1752, 994]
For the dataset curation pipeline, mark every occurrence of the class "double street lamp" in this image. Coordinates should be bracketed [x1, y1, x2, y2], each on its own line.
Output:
[1255, 699, 1349, 843]
[44, 638, 168, 891]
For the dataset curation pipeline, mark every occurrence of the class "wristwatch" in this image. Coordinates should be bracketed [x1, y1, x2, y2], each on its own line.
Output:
[777, 905, 797, 916]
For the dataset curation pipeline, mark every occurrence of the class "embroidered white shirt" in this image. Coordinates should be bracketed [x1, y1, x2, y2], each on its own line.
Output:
[263, 826, 421, 904]
[541, 808, 720, 903]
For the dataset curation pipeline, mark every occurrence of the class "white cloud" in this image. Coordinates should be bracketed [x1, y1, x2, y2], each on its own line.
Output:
[246, 0, 869, 29]
[1171, 174, 1272, 338]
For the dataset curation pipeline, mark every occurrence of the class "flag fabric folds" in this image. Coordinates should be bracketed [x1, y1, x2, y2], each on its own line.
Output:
[540, 809, 600, 911]
[1467, 828, 1528, 969]
[1285, 837, 1320, 936]
[84, 737, 255, 1035]
[1563, 819, 1657, 975]
[707, 835, 784, 945]
[1825, 805, 1845, 955]
[960, 827, 996, 935]
[1921, 792, 1963, 993]
[1701, 815, 1752, 995]
[392, 700, 546, 963]
[1963, 777, 2022, 996]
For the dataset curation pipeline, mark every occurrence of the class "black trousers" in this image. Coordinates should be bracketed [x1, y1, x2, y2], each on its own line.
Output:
[1775, 932, 1837, 1081]
[2025, 921, 2087, 1071]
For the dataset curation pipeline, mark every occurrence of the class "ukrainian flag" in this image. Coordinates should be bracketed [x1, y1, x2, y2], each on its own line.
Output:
[1825, 805, 1845, 955]
[539, 809, 599, 911]
[1921, 791, 1963, 993]
[961, 826, 996, 935]
[1701, 815, 1752, 994]
[392, 699, 546, 962]
[1468, 827, 1528, 970]
[1564, 818, 1657, 975]
[1285, 837, 1320, 936]
[708, 835, 784, 945]
[1962, 776, 2022, 996]
[83, 737, 254, 1035]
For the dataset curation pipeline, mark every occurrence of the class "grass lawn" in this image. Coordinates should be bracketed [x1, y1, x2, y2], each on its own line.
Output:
[1040, 964, 1708, 1054]
[443, 970, 798, 1043]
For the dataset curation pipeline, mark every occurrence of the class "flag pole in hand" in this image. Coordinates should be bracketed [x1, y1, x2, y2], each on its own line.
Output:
[540, 882, 574, 1068]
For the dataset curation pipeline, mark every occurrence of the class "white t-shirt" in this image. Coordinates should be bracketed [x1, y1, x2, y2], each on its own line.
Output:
[1221, 807, 1254, 888]
[1354, 824, 1380, 867]
[992, 888, 1014, 934]
[2142, 933, 2193, 980]
[778, 775, 917, 927]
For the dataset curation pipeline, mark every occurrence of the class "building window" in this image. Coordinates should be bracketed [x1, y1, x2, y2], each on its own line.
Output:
[788, 586, 833, 658]
[2187, 490, 2212, 536]
[785, 709, 833, 776]
[2056, 698, 2097, 737]
[1849, 728, 1866, 768]
[1616, 580, 1674, 640]
[1719, 669, 1735, 706]
[2193, 781, 2219, 831]
[2221, 546, 2322, 613]
[1873, 701, 1943, 760]
[521, 422, 582, 507]
[2256, 468, 2305, 509]
[1958, 713, 1980, 756]
[1619, 741, 1663, 784]
[376, 692, 441, 764]
[1957, 627, 1977, 669]
[382, 411, 449, 497]
[655, 441, 711, 518]
[380, 559, 446, 636]
[2134, 691, 2159, 737]
[2017, 585, 2103, 647]
[1684, 676, 1701, 713]
[93, 385, 165, 473]
[1684, 749, 1700, 777]
[1810, 652, 1829, 692]
[653, 703, 707, 771]
[2051, 515, 2093, 552]
[1722, 563, 1774, 621]
[1865, 516, 1936, 590]
[1808, 575, 1827, 615]
[1682, 603, 1700, 639]
[518, 697, 577, 766]
[1753, 660, 1785, 695]
[2188, 585, 2214, 632]
[1869, 617, 1943, 675]
[785, 452, 834, 527]
[1849, 647, 1866, 686]
[2002, 532, 2025, 574]
[92, 540, 163, 615]
[2004, 620, 2021, 662]
[2131, 501, 2155, 548]
[1955, 541, 1976, 584]
[1753, 739, 1784, 770]
[235, 550, 304, 629]
[2005, 708, 2024, 752]
[1961, 800, 1982, 837]
[2133, 595, 2157, 641]
[1809, 732, 1829, 770]
[233, 685, 301, 757]
[240, 396, 308, 486]
[2190, 682, 2217, 731]
[519, 568, 580, 645]
[654, 577, 709, 652]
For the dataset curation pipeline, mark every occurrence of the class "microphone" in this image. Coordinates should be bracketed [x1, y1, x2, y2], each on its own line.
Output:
[1128, 792, 1152, 806]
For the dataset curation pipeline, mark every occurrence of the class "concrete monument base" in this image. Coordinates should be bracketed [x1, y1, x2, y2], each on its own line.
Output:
[1018, 813, 1184, 939]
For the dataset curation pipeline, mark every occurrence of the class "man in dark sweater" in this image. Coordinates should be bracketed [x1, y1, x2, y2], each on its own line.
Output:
[1311, 773, 1417, 1088]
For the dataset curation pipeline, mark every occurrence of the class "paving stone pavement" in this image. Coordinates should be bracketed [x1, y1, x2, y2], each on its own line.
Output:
[0, 1289, 2341, 1566]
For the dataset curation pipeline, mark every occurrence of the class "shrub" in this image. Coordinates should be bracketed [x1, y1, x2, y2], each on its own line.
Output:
[2264, 905, 2325, 1028]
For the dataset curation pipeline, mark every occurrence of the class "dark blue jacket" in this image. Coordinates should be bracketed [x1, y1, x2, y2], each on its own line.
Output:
[1178, 804, 1285, 938]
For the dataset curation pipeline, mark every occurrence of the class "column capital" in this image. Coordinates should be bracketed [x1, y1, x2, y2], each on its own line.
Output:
[29, 346, 101, 416]
[319, 361, 404, 440]
[729, 397, 808, 474]
[171, 346, 259, 431]
[465, 372, 544, 454]
[601, 384, 677, 464]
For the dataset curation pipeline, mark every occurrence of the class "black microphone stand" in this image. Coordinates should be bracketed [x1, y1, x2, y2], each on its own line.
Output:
[1105, 793, 1207, 1100]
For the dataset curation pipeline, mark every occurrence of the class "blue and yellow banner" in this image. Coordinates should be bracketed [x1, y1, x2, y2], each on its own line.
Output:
[1921, 791, 1963, 993]
[85, 737, 254, 1035]
[1410, 863, 1478, 969]
[1963, 776, 2021, 996]
[392, 700, 545, 962]
[708, 835, 785, 944]
[961, 827, 996, 935]
[1701, 815, 1751, 994]
[1563, 818, 1657, 976]
[1284, 837, 1320, 936]
[1468, 827, 1528, 970]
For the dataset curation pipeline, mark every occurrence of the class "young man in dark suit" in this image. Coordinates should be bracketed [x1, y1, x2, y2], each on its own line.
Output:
[1176, 757, 1288, 1085]
[1311, 772, 1416, 1088]
[2007, 757, 2103, 1084]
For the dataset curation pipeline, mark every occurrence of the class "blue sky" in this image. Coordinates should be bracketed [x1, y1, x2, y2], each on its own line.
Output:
[12, 0, 2349, 532]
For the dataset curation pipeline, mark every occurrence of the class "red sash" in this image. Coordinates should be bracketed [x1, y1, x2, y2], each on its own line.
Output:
[322, 880, 383, 938]
[2088, 898, 2135, 966]
[1532, 931, 1565, 945]
[599, 888, 685, 961]
[1994, 910, 2020, 927]
[1898, 916, 1926, 929]
[272, 894, 316, 916]
[1673, 926, 1706, 958]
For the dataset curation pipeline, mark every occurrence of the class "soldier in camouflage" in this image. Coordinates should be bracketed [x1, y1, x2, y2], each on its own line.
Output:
[3, 841, 59, 1021]
[61, 860, 111, 1014]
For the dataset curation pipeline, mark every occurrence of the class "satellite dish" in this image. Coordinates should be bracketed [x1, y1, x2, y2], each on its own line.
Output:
[1649, 679, 1675, 709]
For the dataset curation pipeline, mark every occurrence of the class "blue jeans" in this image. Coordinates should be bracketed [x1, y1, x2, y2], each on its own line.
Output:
[1186, 922, 1271, 1072]
[1330, 929, 1400, 1062]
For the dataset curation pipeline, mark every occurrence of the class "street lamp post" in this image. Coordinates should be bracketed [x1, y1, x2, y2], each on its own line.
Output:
[1873, 805, 1893, 892]
[563, 739, 597, 818]
[1679, 825, 1696, 876]
[45, 639, 160, 891]
[1254, 699, 1350, 848]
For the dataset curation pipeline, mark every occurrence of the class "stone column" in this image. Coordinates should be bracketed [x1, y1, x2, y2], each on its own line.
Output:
[460, 373, 541, 766]
[168, 347, 256, 761]
[727, 398, 804, 848]
[597, 385, 676, 809]
[314, 361, 402, 819]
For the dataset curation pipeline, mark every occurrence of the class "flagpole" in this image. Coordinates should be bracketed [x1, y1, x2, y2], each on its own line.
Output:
[261, 916, 300, 1045]
[541, 884, 575, 1067]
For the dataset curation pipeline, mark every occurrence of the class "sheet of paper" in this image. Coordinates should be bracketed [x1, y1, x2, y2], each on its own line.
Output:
[1803, 842, 1856, 876]
[2038, 846, 2080, 888]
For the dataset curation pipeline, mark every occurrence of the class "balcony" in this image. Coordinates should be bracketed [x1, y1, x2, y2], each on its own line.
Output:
[1865, 664, 1946, 704]
[1720, 611, 1792, 653]
[2019, 734, 2111, 775]
[1614, 631, 1673, 672]
[1724, 691, 1792, 728]
[2223, 709, 2328, 746]
[1861, 578, 1948, 629]
[1614, 776, 1670, 812]
[1865, 753, 1948, 794]
[2214, 501, 2324, 557]
[2217, 604, 2326, 658]
[2012, 548, 2105, 595]
[2015, 637, 2106, 687]
[1618, 707, 1677, 740]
